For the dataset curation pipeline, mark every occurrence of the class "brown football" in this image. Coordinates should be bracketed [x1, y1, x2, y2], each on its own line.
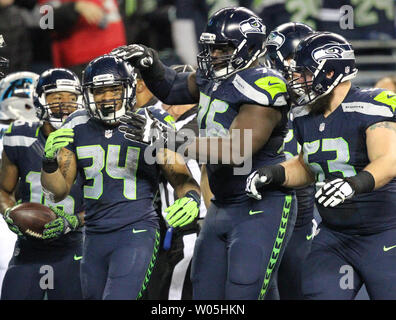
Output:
[8, 202, 57, 239]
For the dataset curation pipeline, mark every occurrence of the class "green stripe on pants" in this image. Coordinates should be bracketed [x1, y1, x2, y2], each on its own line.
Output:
[258, 194, 293, 300]
[136, 229, 160, 299]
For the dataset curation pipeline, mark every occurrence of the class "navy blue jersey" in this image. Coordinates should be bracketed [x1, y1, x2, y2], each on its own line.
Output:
[63, 107, 174, 233]
[284, 114, 315, 225]
[196, 66, 290, 202]
[3, 120, 84, 247]
[293, 86, 396, 234]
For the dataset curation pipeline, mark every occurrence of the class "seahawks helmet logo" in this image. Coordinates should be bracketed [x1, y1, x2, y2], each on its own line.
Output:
[312, 44, 355, 63]
[239, 18, 265, 37]
[266, 31, 285, 48]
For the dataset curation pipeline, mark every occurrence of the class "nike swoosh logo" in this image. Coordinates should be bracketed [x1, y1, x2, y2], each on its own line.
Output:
[268, 81, 279, 86]
[132, 228, 147, 234]
[74, 255, 83, 261]
[306, 234, 313, 241]
[387, 94, 395, 99]
[383, 245, 396, 252]
[249, 210, 264, 215]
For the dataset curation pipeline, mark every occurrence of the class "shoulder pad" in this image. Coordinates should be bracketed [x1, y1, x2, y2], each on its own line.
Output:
[341, 88, 396, 118]
[3, 120, 40, 147]
[232, 67, 288, 106]
[62, 110, 90, 129]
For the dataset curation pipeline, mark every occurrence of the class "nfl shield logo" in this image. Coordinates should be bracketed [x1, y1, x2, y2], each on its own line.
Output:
[105, 129, 113, 138]
[319, 123, 325, 132]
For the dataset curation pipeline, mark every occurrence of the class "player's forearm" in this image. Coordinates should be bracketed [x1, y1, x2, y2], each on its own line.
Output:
[40, 170, 71, 202]
[142, 62, 198, 104]
[281, 155, 315, 188]
[363, 155, 396, 189]
[0, 189, 16, 215]
[173, 175, 201, 199]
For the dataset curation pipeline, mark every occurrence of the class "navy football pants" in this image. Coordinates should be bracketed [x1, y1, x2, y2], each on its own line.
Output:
[191, 192, 296, 300]
[302, 224, 396, 299]
[1, 241, 83, 300]
[81, 224, 159, 300]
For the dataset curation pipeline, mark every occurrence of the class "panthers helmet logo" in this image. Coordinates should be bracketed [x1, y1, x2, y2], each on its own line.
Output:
[239, 17, 266, 37]
[312, 44, 355, 63]
[1, 78, 34, 100]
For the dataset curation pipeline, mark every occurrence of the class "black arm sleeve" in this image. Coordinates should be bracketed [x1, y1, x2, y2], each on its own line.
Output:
[141, 59, 198, 105]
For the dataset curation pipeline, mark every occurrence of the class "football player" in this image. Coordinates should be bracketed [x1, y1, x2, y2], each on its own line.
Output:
[112, 7, 297, 300]
[264, 22, 316, 300]
[40, 55, 201, 300]
[0, 68, 85, 300]
[246, 32, 396, 299]
[0, 71, 39, 298]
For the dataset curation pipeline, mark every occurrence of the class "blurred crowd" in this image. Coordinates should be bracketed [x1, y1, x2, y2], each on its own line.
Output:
[1, 0, 395, 79]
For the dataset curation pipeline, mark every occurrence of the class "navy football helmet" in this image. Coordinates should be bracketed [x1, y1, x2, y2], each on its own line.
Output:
[289, 32, 357, 105]
[34, 68, 83, 129]
[0, 71, 39, 121]
[82, 55, 136, 125]
[265, 22, 314, 78]
[197, 7, 267, 81]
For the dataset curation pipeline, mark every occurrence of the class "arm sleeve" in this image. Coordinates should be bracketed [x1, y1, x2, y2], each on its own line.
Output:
[141, 60, 198, 105]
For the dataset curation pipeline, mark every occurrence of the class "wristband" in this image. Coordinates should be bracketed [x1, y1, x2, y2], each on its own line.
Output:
[258, 164, 286, 186]
[42, 158, 59, 173]
[345, 170, 375, 195]
[185, 190, 201, 206]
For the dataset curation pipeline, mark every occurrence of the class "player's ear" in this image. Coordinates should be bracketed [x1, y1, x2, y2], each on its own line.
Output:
[136, 79, 145, 93]
[326, 70, 335, 79]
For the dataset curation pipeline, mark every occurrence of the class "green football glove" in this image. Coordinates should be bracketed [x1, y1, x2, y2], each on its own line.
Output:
[3, 204, 23, 237]
[165, 191, 200, 228]
[44, 128, 74, 160]
[42, 206, 81, 240]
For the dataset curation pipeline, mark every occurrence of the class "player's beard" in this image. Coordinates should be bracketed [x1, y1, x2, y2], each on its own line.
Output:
[307, 89, 334, 115]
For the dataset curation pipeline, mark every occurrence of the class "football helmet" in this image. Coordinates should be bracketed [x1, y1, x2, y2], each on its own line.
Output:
[82, 55, 136, 125]
[289, 32, 357, 105]
[0, 71, 39, 121]
[197, 7, 267, 81]
[265, 22, 314, 78]
[34, 68, 83, 129]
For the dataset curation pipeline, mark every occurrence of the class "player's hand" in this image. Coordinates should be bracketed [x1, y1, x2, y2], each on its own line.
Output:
[3, 205, 23, 237]
[42, 206, 81, 240]
[119, 109, 173, 146]
[246, 166, 284, 200]
[315, 178, 355, 207]
[44, 128, 74, 160]
[75, 1, 104, 26]
[164, 191, 200, 228]
[111, 44, 154, 69]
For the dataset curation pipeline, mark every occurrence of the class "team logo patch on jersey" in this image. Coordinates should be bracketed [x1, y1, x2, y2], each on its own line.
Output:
[239, 17, 266, 37]
[312, 44, 355, 63]
[266, 31, 285, 49]
[105, 129, 113, 138]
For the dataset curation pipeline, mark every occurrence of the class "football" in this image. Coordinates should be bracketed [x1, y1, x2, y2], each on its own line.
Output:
[8, 202, 57, 239]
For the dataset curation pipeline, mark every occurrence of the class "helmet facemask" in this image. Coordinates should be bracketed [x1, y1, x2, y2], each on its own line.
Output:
[38, 80, 83, 129]
[84, 77, 135, 125]
[197, 32, 265, 81]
